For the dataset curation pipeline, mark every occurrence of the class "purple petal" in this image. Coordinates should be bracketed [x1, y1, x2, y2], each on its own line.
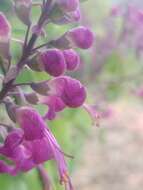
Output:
[16, 107, 46, 140]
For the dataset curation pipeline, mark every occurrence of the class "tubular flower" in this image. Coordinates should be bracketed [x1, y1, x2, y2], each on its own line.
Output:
[38, 76, 86, 120]
[0, 107, 73, 190]
[0, 12, 11, 58]
[39, 49, 66, 77]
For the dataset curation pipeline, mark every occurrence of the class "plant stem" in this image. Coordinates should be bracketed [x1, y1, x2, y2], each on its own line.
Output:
[23, 24, 31, 51]
[37, 165, 52, 190]
[0, 0, 53, 102]
[13, 82, 32, 87]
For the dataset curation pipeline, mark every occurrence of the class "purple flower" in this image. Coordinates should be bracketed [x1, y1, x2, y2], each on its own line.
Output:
[39, 49, 66, 77]
[0, 107, 73, 190]
[13, 0, 32, 25]
[63, 49, 80, 71]
[48, 76, 86, 108]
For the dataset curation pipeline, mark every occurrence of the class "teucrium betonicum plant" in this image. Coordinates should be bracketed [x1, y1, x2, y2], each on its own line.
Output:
[0, 1, 94, 189]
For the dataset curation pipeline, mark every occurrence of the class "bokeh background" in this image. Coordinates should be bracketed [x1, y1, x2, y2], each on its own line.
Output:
[1, 0, 143, 190]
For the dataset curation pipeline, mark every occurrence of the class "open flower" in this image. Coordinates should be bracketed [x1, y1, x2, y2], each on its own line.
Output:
[67, 26, 94, 49]
[0, 107, 73, 190]
[41, 95, 66, 120]
[37, 76, 86, 120]
[48, 76, 86, 108]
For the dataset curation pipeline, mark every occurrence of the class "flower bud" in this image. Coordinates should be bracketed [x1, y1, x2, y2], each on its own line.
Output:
[49, 76, 86, 108]
[61, 77, 86, 107]
[51, 26, 94, 49]
[67, 26, 94, 49]
[39, 49, 66, 77]
[63, 49, 80, 71]
[0, 13, 11, 59]
[13, 0, 32, 25]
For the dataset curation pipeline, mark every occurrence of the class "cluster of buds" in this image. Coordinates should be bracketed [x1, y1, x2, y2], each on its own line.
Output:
[0, 0, 94, 189]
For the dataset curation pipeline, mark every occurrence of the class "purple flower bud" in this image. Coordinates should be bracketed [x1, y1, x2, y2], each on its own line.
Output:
[13, 0, 32, 25]
[56, 0, 79, 12]
[0, 12, 11, 59]
[39, 49, 66, 77]
[49, 76, 86, 108]
[63, 49, 80, 71]
[67, 26, 94, 49]
[51, 26, 94, 50]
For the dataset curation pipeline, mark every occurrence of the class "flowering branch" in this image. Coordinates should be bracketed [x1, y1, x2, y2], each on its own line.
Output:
[0, 1, 94, 190]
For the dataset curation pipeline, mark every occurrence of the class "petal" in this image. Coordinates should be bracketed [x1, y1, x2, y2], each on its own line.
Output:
[26, 138, 53, 164]
[41, 95, 66, 120]
[0, 129, 23, 157]
[16, 107, 46, 140]
[0, 160, 15, 175]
